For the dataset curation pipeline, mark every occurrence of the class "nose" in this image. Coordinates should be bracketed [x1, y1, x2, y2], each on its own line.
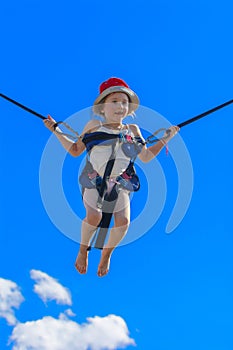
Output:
[117, 102, 125, 109]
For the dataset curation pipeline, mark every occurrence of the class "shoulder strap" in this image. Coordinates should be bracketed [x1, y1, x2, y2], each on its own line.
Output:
[82, 132, 119, 152]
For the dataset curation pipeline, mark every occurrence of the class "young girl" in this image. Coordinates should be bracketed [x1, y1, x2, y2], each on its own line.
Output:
[44, 77, 179, 277]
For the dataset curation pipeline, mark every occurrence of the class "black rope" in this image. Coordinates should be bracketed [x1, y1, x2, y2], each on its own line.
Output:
[177, 99, 233, 128]
[1, 92, 232, 143]
[0, 93, 80, 141]
[0, 93, 46, 120]
[145, 99, 233, 144]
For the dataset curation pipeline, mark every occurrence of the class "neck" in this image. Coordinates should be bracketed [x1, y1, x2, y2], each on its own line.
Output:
[104, 122, 123, 130]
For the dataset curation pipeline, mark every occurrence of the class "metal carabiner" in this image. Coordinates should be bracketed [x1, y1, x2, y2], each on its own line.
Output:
[145, 128, 169, 144]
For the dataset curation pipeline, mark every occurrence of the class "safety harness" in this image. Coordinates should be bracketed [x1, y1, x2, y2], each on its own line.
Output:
[79, 130, 145, 250]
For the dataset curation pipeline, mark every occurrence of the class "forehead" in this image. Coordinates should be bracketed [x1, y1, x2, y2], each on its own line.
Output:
[105, 92, 129, 101]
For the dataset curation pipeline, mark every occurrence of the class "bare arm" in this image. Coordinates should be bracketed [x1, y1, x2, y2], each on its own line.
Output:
[43, 116, 101, 157]
[129, 124, 180, 163]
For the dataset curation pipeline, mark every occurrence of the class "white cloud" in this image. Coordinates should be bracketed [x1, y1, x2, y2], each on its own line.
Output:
[64, 308, 76, 317]
[1, 271, 136, 349]
[0, 278, 24, 326]
[30, 270, 72, 305]
[10, 314, 135, 350]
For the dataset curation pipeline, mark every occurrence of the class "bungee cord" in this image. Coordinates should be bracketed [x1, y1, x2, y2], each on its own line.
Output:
[1, 92, 232, 144]
[0, 93, 47, 120]
[0, 93, 81, 141]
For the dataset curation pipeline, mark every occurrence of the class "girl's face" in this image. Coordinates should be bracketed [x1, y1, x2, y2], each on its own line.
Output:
[102, 92, 129, 123]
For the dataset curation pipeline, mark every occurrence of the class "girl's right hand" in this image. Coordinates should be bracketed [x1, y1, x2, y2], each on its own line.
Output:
[43, 115, 57, 132]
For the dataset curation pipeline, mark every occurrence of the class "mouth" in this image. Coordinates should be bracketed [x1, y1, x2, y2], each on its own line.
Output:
[114, 112, 124, 116]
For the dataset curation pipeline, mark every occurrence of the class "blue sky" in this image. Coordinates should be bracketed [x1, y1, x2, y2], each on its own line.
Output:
[0, 0, 233, 349]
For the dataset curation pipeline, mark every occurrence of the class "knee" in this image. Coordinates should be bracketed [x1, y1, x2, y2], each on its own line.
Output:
[86, 210, 102, 227]
[115, 215, 130, 228]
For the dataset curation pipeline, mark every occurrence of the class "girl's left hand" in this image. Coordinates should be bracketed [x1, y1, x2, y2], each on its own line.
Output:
[164, 125, 180, 140]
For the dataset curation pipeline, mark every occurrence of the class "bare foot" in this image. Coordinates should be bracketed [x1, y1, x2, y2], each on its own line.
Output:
[97, 248, 112, 277]
[75, 250, 88, 274]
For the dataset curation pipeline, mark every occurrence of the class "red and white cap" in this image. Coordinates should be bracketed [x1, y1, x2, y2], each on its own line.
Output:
[93, 77, 140, 115]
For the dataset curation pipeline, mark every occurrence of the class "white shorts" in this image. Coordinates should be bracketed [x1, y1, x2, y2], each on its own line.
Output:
[83, 187, 130, 214]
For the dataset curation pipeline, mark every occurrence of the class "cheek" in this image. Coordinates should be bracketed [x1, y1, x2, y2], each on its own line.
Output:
[104, 104, 114, 113]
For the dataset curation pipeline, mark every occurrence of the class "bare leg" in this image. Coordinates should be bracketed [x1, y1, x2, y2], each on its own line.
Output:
[75, 192, 102, 274]
[97, 206, 130, 277]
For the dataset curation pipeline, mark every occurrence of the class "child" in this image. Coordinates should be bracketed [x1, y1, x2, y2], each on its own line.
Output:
[44, 77, 179, 277]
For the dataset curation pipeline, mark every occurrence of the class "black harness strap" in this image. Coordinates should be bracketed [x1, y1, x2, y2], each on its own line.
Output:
[93, 185, 119, 249]
[87, 140, 119, 250]
[96, 139, 118, 210]
[94, 157, 139, 249]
